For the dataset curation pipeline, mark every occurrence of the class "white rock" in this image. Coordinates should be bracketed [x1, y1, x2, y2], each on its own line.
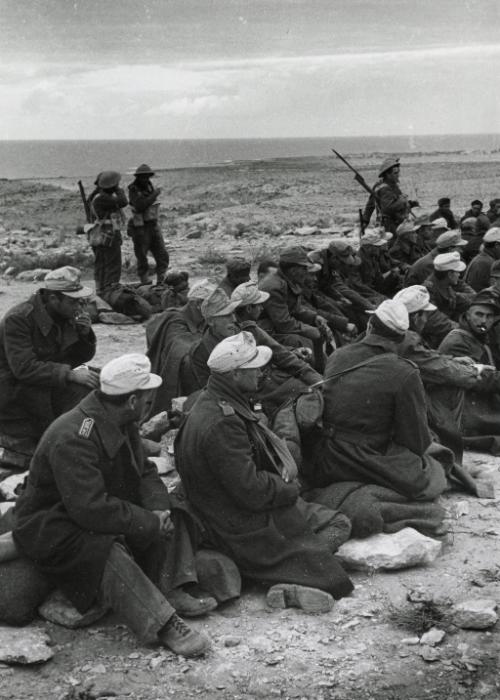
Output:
[171, 396, 188, 413]
[420, 628, 445, 646]
[0, 626, 54, 664]
[39, 590, 107, 629]
[148, 456, 174, 476]
[336, 528, 442, 571]
[140, 411, 170, 440]
[452, 599, 498, 630]
[0, 471, 27, 500]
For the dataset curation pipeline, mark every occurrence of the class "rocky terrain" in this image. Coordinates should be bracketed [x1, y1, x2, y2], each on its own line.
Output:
[0, 156, 500, 699]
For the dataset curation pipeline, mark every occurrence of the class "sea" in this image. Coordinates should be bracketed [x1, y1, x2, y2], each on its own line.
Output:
[1, 134, 500, 180]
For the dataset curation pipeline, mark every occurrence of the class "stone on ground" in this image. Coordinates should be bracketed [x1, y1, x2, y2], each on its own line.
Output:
[0, 471, 27, 500]
[39, 590, 108, 629]
[451, 599, 498, 630]
[420, 627, 445, 646]
[147, 456, 174, 475]
[266, 583, 334, 614]
[336, 527, 442, 571]
[0, 626, 53, 664]
[140, 411, 170, 441]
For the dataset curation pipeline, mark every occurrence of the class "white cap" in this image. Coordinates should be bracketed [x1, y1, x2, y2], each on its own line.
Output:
[483, 227, 500, 244]
[433, 251, 466, 272]
[361, 229, 393, 246]
[373, 300, 409, 332]
[231, 281, 269, 305]
[207, 331, 272, 373]
[43, 266, 92, 298]
[100, 353, 162, 395]
[187, 278, 217, 301]
[431, 217, 449, 230]
[393, 285, 437, 313]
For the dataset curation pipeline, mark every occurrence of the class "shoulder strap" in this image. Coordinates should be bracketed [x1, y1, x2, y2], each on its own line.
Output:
[310, 352, 395, 390]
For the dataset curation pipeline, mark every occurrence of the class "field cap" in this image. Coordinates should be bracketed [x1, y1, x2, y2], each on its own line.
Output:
[431, 217, 449, 231]
[134, 163, 155, 177]
[100, 353, 162, 395]
[361, 229, 393, 246]
[469, 292, 500, 312]
[461, 217, 477, 231]
[373, 299, 409, 332]
[97, 170, 121, 188]
[396, 220, 417, 237]
[393, 285, 437, 313]
[231, 281, 269, 305]
[187, 278, 217, 301]
[280, 246, 321, 272]
[201, 288, 240, 319]
[327, 239, 359, 265]
[413, 214, 432, 228]
[43, 266, 92, 298]
[226, 257, 251, 274]
[433, 251, 466, 272]
[208, 331, 272, 373]
[378, 156, 400, 177]
[436, 230, 467, 250]
[483, 227, 500, 244]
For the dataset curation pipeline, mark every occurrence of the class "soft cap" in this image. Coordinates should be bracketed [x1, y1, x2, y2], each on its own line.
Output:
[433, 251, 466, 272]
[436, 230, 467, 250]
[201, 288, 240, 319]
[187, 278, 217, 301]
[100, 353, 162, 395]
[43, 266, 92, 298]
[207, 331, 272, 372]
[483, 227, 500, 244]
[393, 285, 437, 313]
[373, 299, 409, 332]
[231, 281, 269, 305]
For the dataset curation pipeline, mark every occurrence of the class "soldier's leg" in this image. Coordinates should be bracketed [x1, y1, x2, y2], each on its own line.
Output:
[131, 229, 150, 282]
[149, 226, 170, 283]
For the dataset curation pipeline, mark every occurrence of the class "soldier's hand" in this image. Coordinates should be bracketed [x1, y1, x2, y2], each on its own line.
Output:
[346, 323, 358, 336]
[281, 462, 298, 483]
[68, 367, 100, 388]
[73, 311, 93, 335]
[153, 509, 174, 537]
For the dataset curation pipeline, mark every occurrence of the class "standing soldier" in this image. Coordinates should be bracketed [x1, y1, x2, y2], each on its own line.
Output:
[90, 171, 128, 298]
[128, 164, 170, 285]
[362, 157, 419, 233]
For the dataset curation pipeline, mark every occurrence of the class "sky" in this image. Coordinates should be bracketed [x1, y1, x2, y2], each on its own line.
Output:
[1, 0, 500, 140]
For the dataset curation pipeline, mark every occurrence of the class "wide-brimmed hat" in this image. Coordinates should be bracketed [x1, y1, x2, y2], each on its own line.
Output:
[378, 156, 400, 177]
[207, 331, 272, 372]
[100, 353, 162, 395]
[231, 281, 269, 306]
[43, 266, 92, 299]
[134, 164, 155, 177]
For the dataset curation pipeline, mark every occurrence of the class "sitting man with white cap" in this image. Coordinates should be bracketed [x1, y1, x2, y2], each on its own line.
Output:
[423, 251, 475, 321]
[13, 353, 213, 658]
[145, 278, 217, 417]
[405, 229, 467, 286]
[465, 227, 500, 292]
[0, 266, 99, 443]
[175, 332, 354, 601]
[306, 300, 448, 501]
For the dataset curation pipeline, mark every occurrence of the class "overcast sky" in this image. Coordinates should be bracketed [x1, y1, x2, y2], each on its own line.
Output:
[2, 0, 500, 140]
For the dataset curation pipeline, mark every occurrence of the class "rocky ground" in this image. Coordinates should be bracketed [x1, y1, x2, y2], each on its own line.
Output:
[0, 157, 500, 699]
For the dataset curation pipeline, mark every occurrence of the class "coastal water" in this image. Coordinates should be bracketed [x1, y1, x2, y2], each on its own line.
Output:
[1, 134, 500, 180]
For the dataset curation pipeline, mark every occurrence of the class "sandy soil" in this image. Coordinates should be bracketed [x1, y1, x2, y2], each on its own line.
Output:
[1, 158, 500, 699]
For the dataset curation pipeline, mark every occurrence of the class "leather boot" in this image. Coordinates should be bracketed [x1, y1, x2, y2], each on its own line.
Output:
[159, 613, 210, 657]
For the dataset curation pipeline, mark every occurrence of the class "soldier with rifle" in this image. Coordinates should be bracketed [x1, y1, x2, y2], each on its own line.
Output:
[361, 157, 419, 233]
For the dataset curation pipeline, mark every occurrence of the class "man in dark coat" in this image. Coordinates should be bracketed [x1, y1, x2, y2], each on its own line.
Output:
[175, 331, 353, 599]
[362, 157, 419, 233]
[405, 229, 467, 286]
[423, 252, 475, 320]
[430, 197, 458, 230]
[127, 164, 170, 285]
[461, 200, 491, 237]
[465, 227, 500, 292]
[307, 300, 447, 500]
[13, 354, 212, 657]
[90, 170, 128, 296]
[218, 257, 251, 298]
[389, 220, 422, 266]
[0, 267, 99, 440]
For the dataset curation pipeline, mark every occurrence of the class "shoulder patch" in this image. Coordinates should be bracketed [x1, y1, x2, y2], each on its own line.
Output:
[78, 417, 95, 438]
[218, 400, 235, 416]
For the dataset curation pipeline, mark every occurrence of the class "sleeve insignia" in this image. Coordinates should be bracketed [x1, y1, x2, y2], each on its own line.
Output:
[78, 417, 95, 439]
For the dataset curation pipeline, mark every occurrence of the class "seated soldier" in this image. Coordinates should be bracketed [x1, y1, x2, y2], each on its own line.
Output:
[218, 257, 251, 298]
[358, 229, 402, 296]
[405, 229, 467, 286]
[161, 270, 190, 310]
[175, 332, 353, 599]
[0, 266, 99, 441]
[301, 271, 357, 342]
[423, 252, 475, 321]
[306, 300, 448, 501]
[390, 220, 422, 266]
[430, 197, 458, 230]
[231, 281, 321, 411]
[257, 258, 278, 284]
[146, 279, 216, 417]
[258, 246, 329, 367]
[188, 288, 241, 389]
[435, 292, 500, 454]
[461, 217, 482, 265]
[465, 228, 500, 292]
[13, 354, 213, 657]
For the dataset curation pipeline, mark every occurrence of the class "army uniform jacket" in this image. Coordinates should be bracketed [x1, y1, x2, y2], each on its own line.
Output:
[259, 269, 317, 337]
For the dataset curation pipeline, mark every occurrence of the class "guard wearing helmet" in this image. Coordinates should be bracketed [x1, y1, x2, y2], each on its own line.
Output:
[89, 171, 128, 297]
[362, 157, 419, 233]
[127, 164, 170, 285]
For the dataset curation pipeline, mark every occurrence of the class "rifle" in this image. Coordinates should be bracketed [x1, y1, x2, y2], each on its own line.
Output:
[78, 180, 91, 223]
[331, 149, 374, 196]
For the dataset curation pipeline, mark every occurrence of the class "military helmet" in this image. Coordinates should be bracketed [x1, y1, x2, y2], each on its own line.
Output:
[134, 163, 156, 177]
[97, 170, 121, 188]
